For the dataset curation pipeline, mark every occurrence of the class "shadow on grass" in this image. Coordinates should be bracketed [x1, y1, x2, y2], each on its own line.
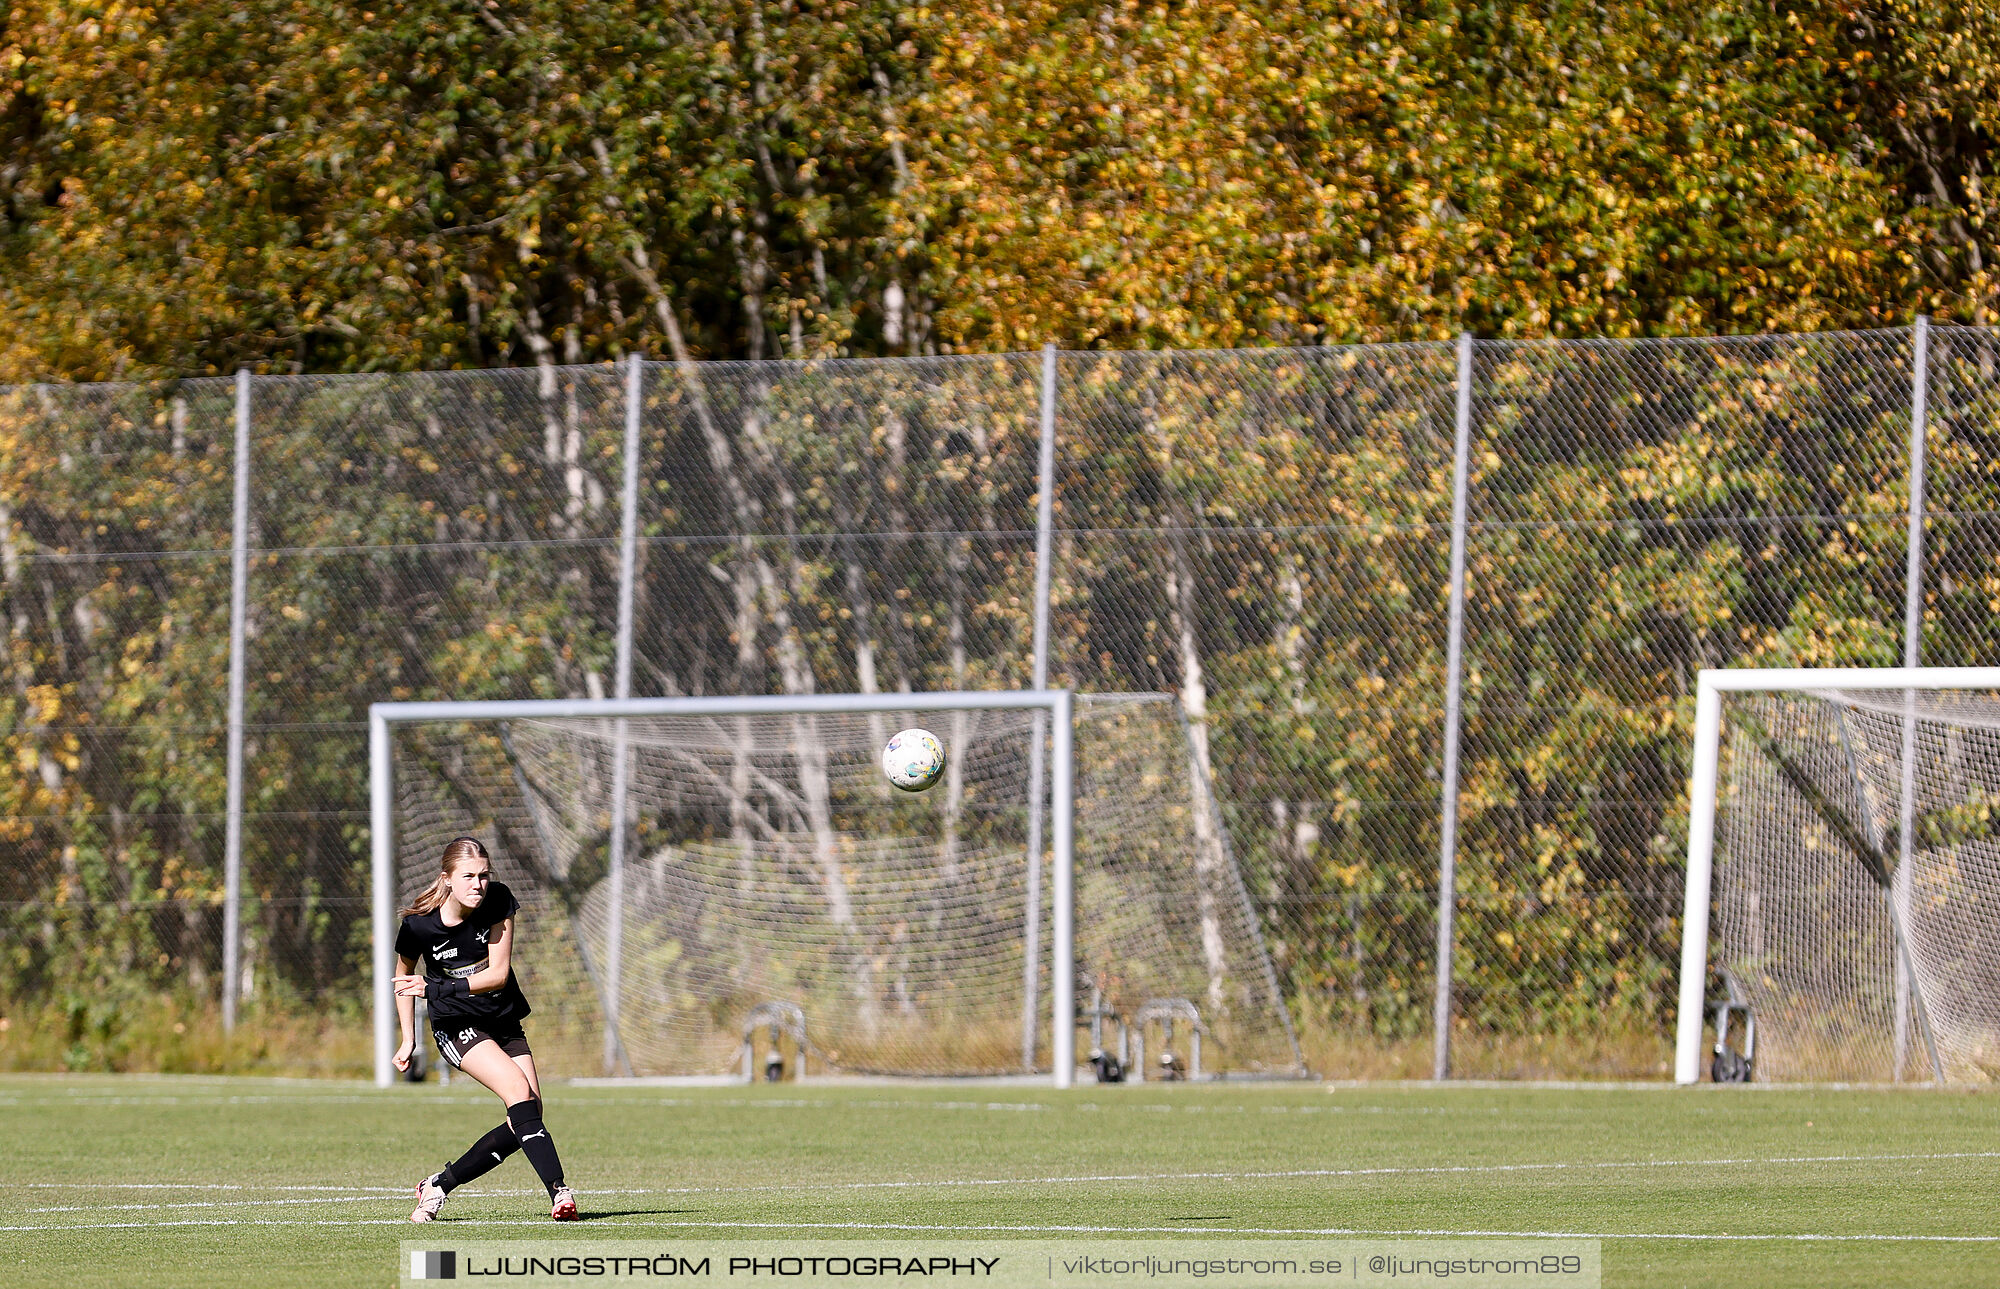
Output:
[428, 1207, 702, 1223]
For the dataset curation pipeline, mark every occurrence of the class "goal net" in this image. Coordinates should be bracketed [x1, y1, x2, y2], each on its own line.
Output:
[373, 692, 1302, 1083]
[1678, 670, 2000, 1084]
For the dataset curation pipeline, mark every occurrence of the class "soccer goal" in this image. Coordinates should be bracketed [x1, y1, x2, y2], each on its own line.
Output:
[369, 690, 1303, 1088]
[1676, 667, 2000, 1085]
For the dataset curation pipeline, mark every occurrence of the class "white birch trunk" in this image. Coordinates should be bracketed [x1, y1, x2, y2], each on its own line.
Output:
[1276, 552, 1320, 880]
[1168, 551, 1231, 1014]
[1146, 396, 1230, 1013]
[942, 536, 969, 882]
[629, 262, 762, 849]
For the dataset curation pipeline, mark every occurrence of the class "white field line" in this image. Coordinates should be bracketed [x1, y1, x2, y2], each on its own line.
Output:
[18, 1183, 406, 1192]
[618, 1150, 2000, 1196]
[27, 1189, 658, 1214]
[16, 1150, 1998, 1215]
[2, 1216, 1996, 1242]
[29, 1196, 394, 1214]
[0, 1095, 395, 1108]
[0, 1096, 1483, 1115]
[5, 1080, 1984, 1108]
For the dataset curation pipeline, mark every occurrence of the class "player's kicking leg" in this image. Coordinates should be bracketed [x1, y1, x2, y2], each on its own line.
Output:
[455, 1036, 579, 1220]
[509, 1045, 577, 1220]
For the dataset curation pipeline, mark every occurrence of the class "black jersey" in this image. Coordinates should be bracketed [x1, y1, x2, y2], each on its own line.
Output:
[394, 881, 532, 1027]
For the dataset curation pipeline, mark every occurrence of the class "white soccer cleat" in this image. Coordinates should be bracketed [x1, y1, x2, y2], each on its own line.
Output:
[410, 1173, 448, 1223]
[550, 1185, 579, 1221]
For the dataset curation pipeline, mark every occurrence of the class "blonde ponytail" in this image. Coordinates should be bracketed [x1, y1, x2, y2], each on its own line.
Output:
[399, 837, 490, 917]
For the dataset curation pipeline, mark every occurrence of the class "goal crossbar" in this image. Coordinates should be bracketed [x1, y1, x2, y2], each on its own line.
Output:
[1676, 666, 2000, 1084]
[370, 689, 1077, 1089]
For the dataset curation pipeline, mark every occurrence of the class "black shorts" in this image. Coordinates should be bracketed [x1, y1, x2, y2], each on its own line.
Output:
[433, 1020, 532, 1069]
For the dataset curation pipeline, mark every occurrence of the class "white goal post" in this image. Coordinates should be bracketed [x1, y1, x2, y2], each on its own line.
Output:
[371, 690, 1076, 1089]
[1677, 666, 2000, 1085]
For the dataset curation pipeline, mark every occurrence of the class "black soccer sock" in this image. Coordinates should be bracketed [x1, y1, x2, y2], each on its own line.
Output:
[440, 1120, 519, 1193]
[505, 1098, 566, 1199]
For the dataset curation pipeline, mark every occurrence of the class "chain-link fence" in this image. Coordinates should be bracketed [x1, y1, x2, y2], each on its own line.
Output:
[3, 325, 1975, 1077]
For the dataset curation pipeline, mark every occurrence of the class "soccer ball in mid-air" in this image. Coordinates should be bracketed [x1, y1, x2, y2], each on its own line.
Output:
[882, 728, 947, 793]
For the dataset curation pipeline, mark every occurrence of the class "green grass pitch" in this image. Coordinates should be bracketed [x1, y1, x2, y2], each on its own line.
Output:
[3, 1075, 1995, 1287]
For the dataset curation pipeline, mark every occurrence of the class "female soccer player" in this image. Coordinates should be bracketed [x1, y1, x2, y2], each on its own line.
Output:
[393, 836, 579, 1222]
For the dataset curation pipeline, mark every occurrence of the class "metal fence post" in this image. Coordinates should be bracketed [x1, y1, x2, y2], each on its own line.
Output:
[1050, 688, 1076, 1089]
[1022, 342, 1058, 1072]
[1433, 334, 1475, 1082]
[222, 369, 251, 1032]
[604, 353, 644, 1076]
[371, 708, 396, 1087]
[1896, 316, 1932, 1080]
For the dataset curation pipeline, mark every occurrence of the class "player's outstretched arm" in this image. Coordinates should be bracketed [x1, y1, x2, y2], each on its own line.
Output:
[392, 953, 419, 1071]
